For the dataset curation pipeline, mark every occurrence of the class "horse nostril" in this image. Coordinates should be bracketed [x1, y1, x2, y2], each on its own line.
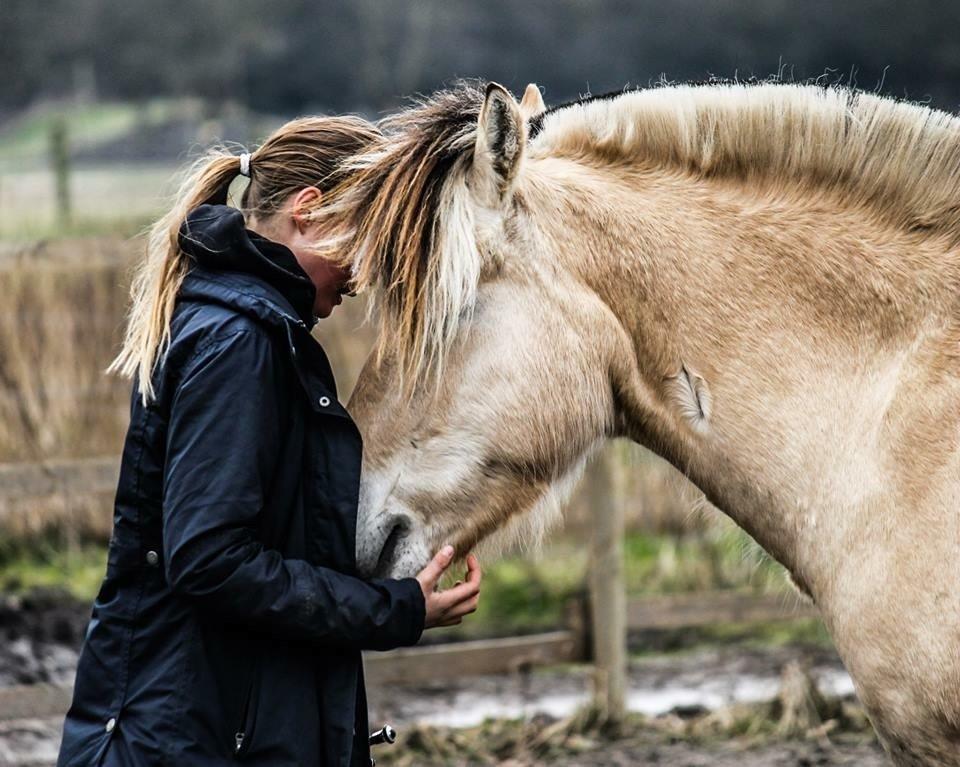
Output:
[375, 522, 406, 575]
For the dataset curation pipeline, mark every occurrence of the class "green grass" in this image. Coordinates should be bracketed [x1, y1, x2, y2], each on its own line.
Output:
[623, 525, 787, 595]
[0, 541, 106, 601]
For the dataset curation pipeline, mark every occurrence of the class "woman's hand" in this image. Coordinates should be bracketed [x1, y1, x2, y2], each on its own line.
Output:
[415, 545, 481, 629]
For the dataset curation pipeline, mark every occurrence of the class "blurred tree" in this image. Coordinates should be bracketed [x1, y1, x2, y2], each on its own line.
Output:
[2, 0, 958, 118]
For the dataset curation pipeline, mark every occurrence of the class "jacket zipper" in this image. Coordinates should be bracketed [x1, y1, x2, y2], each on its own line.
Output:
[233, 664, 258, 757]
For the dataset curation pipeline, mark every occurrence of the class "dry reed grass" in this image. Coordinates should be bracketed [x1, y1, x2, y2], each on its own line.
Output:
[0, 237, 132, 463]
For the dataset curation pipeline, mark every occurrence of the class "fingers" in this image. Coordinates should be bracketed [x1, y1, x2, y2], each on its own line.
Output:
[452, 556, 479, 588]
[464, 553, 482, 588]
[436, 594, 479, 626]
[415, 544, 455, 589]
[436, 592, 480, 622]
[450, 593, 480, 618]
[433, 580, 477, 612]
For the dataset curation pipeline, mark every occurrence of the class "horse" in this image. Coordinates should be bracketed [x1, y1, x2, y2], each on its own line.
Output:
[324, 80, 960, 765]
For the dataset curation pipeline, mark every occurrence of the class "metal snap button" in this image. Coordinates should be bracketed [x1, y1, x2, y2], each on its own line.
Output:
[318, 396, 330, 407]
[105, 717, 116, 733]
[145, 550, 159, 566]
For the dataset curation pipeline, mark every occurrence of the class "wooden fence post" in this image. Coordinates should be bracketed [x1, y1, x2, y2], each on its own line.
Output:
[49, 117, 71, 228]
[586, 442, 627, 722]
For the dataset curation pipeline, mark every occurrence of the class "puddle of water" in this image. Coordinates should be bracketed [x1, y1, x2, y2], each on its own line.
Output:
[418, 668, 855, 728]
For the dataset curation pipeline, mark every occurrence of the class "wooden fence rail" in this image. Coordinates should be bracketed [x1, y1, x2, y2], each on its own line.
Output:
[0, 457, 120, 502]
[626, 591, 817, 630]
[365, 630, 583, 686]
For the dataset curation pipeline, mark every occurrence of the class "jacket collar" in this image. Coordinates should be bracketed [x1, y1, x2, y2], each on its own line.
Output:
[177, 204, 318, 330]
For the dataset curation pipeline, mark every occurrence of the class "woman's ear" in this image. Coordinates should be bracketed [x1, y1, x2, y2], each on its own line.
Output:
[291, 186, 323, 234]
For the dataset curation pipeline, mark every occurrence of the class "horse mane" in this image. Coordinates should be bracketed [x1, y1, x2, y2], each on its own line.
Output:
[322, 80, 960, 389]
[532, 81, 960, 243]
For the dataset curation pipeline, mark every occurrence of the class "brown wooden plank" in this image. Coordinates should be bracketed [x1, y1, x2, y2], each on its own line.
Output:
[363, 631, 584, 687]
[0, 457, 120, 501]
[0, 683, 72, 721]
[626, 591, 818, 631]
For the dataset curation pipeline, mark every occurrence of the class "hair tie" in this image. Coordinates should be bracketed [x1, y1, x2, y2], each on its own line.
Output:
[238, 152, 251, 178]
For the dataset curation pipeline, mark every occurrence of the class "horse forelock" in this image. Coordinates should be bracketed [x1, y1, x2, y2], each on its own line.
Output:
[320, 81, 488, 392]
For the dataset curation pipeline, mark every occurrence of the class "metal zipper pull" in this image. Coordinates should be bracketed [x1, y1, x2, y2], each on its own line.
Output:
[235, 731, 245, 753]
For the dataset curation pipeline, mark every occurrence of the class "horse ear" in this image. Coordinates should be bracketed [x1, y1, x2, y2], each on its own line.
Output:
[474, 82, 525, 198]
[519, 83, 546, 121]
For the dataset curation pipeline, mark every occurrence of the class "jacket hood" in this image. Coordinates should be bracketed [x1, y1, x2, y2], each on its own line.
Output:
[177, 204, 318, 329]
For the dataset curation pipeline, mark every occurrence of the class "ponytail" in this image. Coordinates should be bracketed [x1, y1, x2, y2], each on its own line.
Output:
[108, 150, 241, 403]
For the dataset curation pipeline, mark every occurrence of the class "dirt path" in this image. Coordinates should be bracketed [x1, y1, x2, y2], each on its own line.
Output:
[0, 717, 62, 767]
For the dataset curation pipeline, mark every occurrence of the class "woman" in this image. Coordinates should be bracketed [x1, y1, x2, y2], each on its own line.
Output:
[57, 117, 481, 767]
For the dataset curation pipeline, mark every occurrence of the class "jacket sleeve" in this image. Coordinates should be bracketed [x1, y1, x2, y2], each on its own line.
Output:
[161, 327, 424, 651]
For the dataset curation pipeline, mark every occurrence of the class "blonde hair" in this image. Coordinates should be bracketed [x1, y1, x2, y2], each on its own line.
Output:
[109, 115, 380, 403]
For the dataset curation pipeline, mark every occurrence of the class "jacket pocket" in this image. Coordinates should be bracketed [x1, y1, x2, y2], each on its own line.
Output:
[233, 661, 262, 760]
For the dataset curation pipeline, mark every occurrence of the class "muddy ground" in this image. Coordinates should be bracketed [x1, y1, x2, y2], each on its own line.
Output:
[548, 739, 887, 766]
[0, 715, 889, 767]
[0, 590, 88, 690]
[370, 644, 854, 728]
[0, 589, 888, 766]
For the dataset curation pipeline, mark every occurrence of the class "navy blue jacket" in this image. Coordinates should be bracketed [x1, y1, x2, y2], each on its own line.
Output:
[57, 205, 425, 767]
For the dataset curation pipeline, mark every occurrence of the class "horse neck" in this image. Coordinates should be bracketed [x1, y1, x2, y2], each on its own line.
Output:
[528, 159, 960, 593]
